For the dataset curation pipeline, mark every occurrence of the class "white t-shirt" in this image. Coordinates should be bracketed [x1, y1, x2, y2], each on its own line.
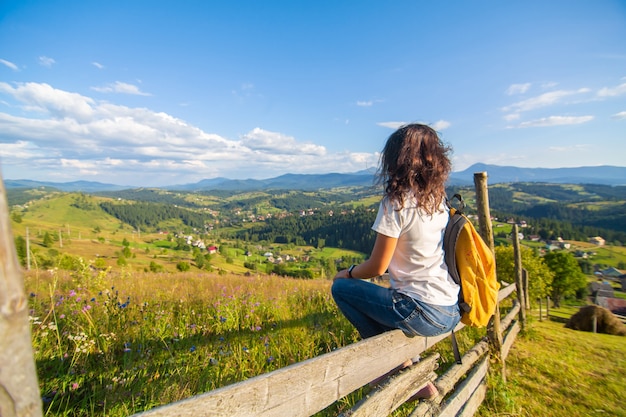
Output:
[372, 195, 459, 306]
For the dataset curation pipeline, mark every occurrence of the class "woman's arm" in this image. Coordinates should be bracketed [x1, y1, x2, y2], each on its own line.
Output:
[334, 232, 398, 280]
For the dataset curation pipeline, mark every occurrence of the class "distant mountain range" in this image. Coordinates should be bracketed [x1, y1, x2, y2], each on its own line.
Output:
[4, 164, 626, 192]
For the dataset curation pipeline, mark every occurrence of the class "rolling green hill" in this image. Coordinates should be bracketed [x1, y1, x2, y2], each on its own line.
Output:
[7, 182, 626, 275]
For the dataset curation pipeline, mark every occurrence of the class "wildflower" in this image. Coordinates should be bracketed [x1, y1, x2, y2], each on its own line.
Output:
[69, 290, 76, 297]
[59, 314, 65, 319]
[190, 345, 196, 353]
[71, 383, 79, 390]
[267, 356, 275, 363]
[30, 292, 36, 297]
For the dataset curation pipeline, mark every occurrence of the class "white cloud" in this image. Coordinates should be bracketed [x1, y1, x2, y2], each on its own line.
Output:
[92, 62, 104, 69]
[357, 100, 373, 107]
[597, 82, 626, 97]
[516, 115, 594, 128]
[505, 83, 531, 95]
[38, 56, 55, 67]
[377, 121, 405, 129]
[431, 120, 451, 131]
[547, 144, 591, 152]
[240, 128, 326, 156]
[0, 82, 95, 121]
[0, 82, 374, 184]
[612, 111, 626, 120]
[91, 81, 151, 96]
[0, 59, 19, 71]
[503, 113, 520, 121]
[502, 88, 591, 113]
[377, 120, 451, 131]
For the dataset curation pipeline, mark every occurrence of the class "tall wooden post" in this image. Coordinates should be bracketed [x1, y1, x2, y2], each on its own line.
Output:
[473, 172, 503, 373]
[26, 227, 31, 271]
[512, 225, 526, 329]
[523, 268, 530, 310]
[0, 174, 43, 417]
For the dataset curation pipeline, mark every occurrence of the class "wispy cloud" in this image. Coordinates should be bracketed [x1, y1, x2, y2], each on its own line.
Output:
[0, 59, 19, 71]
[377, 120, 451, 131]
[38, 56, 55, 67]
[502, 88, 591, 113]
[612, 111, 626, 120]
[505, 83, 531, 95]
[91, 81, 151, 96]
[597, 81, 626, 97]
[516, 115, 594, 128]
[548, 144, 591, 152]
[357, 100, 373, 107]
[92, 62, 104, 69]
[377, 121, 405, 129]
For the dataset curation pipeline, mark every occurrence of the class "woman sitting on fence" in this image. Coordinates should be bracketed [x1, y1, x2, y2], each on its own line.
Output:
[331, 123, 460, 397]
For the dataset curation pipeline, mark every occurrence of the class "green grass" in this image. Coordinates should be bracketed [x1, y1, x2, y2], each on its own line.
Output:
[24, 268, 626, 417]
[26, 269, 357, 416]
[479, 312, 626, 417]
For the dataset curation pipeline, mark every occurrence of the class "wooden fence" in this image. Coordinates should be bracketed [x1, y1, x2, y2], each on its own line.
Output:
[0, 172, 528, 417]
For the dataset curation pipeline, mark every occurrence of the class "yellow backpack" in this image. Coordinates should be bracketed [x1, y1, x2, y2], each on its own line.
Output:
[444, 194, 500, 362]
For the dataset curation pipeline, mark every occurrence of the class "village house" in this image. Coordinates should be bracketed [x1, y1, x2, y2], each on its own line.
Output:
[589, 236, 606, 246]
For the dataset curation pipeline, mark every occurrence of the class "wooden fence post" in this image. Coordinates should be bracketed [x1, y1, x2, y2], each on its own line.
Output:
[512, 225, 526, 330]
[522, 268, 530, 310]
[473, 172, 504, 376]
[0, 174, 43, 417]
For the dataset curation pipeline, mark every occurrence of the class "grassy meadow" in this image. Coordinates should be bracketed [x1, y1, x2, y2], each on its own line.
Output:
[26, 269, 358, 416]
[479, 316, 626, 417]
[26, 265, 626, 417]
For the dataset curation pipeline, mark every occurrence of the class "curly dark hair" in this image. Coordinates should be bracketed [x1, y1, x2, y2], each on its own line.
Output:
[376, 123, 452, 214]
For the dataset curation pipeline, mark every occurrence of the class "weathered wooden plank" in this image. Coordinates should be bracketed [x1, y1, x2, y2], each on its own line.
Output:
[498, 282, 516, 302]
[500, 300, 520, 331]
[0, 175, 43, 417]
[408, 340, 489, 417]
[437, 356, 489, 417]
[133, 329, 452, 417]
[346, 354, 439, 417]
[458, 381, 487, 417]
[435, 340, 489, 395]
[501, 321, 520, 361]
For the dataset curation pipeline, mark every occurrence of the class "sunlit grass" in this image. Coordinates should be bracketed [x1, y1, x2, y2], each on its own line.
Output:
[26, 269, 357, 416]
[478, 312, 626, 417]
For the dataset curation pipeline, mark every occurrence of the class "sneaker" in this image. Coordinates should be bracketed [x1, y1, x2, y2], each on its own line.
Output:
[412, 381, 438, 400]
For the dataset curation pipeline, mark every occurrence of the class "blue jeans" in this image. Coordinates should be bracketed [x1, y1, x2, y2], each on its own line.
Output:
[331, 278, 460, 339]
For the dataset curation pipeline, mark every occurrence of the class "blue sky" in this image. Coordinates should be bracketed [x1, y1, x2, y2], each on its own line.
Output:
[1, 0, 625, 187]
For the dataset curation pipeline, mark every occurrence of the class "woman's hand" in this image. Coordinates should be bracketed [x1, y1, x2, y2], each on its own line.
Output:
[333, 269, 350, 281]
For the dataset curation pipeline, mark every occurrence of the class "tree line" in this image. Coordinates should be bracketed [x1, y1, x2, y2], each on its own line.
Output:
[232, 206, 378, 253]
[99, 201, 212, 230]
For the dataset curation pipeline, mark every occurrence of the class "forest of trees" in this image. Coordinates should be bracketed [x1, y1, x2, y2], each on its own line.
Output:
[232, 206, 378, 253]
[99, 201, 213, 230]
